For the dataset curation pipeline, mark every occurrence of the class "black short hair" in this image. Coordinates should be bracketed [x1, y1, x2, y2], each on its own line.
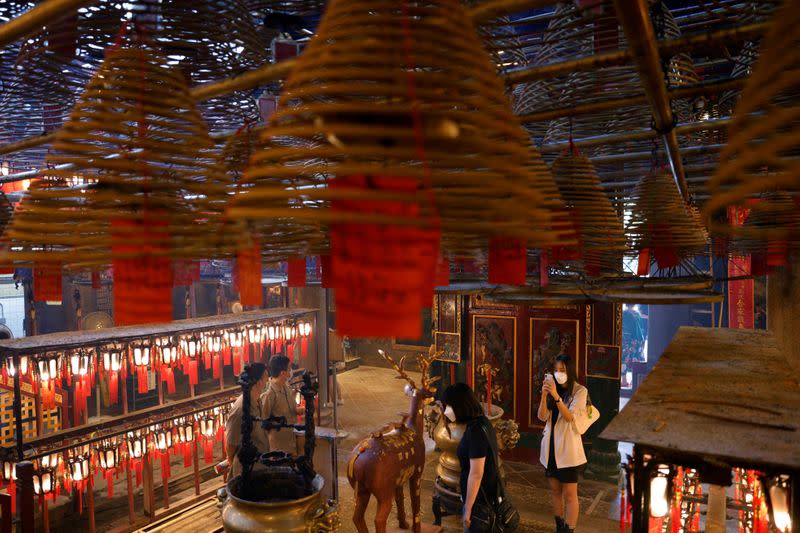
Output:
[554, 354, 578, 397]
[243, 363, 267, 384]
[442, 383, 483, 422]
[268, 355, 291, 378]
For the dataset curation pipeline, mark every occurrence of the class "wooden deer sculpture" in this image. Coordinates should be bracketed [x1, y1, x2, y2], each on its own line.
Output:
[347, 347, 441, 533]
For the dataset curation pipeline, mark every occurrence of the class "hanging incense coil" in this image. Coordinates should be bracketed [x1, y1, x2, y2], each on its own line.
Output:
[627, 169, 709, 265]
[549, 150, 627, 276]
[218, 127, 327, 260]
[230, 0, 559, 255]
[704, 0, 800, 243]
[731, 192, 800, 256]
[4, 38, 242, 266]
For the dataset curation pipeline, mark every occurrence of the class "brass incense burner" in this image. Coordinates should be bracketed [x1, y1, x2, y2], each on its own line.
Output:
[222, 369, 338, 532]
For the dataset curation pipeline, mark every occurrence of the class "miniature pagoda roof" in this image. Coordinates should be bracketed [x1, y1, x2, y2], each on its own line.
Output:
[601, 326, 800, 471]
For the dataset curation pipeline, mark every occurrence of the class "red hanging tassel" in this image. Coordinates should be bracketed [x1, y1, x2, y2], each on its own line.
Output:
[637, 248, 651, 276]
[237, 240, 262, 307]
[287, 257, 307, 287]
[111, 215, 173, 326]
[488, 238, 527, 285]
[162, 367, 176, 395]
[183, 444, 192, 468]
[232, 350, 241, 376]
[619, 490, 626, 533]
[9, 479, 15, 514]
[91, 271, 101, 289]
[160, 453, 170, 482]
[105, 470, 114, 498]
[136, 366, 148, 394]
[109, 372, 119, 405]
[203, 351, 211, 370]
[203, 440, 213, 465]
[301, 337, 308, 358]
[223, 347, 232, 366]
[33, 262, 63, 303]
[212, 355, 220, 379]
[187, 359, 198, 386]
[320, 255, 333, 288]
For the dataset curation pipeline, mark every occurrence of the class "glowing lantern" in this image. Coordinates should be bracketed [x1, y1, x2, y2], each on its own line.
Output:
[156, 337, 178, 394]
[126, 430, 148, 487]
[650, 466, 672, 518]
[101, 344, 123, 405]
[151, 423, 174, 481]
[196, 411, 220, 464]
[1, 458, 16, 513]
[96, 438, 120, 498]
[36, 354, 61, 411]
[175, 416, 195, 467]
[298, 321, 313, 357]
[132, 340, 152, 394]
[68, 349, 93, 426]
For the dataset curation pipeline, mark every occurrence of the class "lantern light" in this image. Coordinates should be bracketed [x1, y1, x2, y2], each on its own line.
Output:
[175, 417, 194, 443]
[186, 334, 202, 358]
[69, 349, 91, 377]
[764, 474, 793, 533]
[127, 430, 148, 459]
[102, 344, 122, 372]
[152, 424, 173, 452]
[268, 325, 276, 341]
[247, 325, 258, 344]
[132, 340, 151, 367]
[37, 354, 61, 382]
[33, 454, 59, 496]
[159, 337, 179, 366]
[2, 459, 16, 482]
[197, 411, 218, 439]
[96, 440, 119, 471]
[69, 453, 90, 482]
[649, 465, 672, 518]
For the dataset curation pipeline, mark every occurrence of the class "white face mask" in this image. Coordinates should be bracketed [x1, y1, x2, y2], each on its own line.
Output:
[444, 405, 456, 422]
[554, 371, 568, 385]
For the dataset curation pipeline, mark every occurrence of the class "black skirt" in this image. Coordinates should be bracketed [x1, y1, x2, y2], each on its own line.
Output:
[545, 463, 581, 483]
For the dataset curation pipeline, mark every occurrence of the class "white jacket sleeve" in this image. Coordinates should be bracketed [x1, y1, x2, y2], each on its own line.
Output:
[568, 386, 590, 434]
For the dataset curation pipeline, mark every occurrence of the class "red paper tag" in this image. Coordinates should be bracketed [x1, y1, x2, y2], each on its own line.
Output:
[488, 238, 526, 285]
[287, 257, 307, 287]
[33, 262, 63, 303]
[637, 248, 651, 276]
[237, 240, 262, 307]
[320, 255, 333, 288]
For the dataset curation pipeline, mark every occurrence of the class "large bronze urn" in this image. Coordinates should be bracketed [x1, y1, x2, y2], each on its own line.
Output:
[222, 473, 337, 533]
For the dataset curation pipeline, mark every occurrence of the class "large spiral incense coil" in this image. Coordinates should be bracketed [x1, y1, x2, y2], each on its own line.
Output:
[704, 0, 800, 240]
[627, 170, 708, 261]
[229, 0, 562, 255]
[549, 150, 627, 275]
[731, 191, 800, 256]
[219, 127, 327, 260]
[4, 39, 241, 266]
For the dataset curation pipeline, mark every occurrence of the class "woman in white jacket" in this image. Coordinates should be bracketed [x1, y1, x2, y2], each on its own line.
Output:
[537, 354, 587, 533]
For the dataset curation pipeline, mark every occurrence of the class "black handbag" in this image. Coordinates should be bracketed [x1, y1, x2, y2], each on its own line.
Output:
[467, 421, 520, 533]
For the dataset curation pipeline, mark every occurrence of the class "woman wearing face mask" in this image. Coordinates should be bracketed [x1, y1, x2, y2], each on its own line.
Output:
[537, 355, 587, 533]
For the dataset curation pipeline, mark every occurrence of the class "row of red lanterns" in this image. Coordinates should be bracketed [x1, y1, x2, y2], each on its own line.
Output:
[0, 405, 232, 513]
[1, 320, 313, 419]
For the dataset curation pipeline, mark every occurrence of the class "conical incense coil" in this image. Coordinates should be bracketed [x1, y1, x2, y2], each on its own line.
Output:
[4, 38, 242, 266]
[549, 150, 627, 275]
[627, 169, 708, 265]
[229, 0, 560, 252]
[731, 191, 800, 256]
[704, 0, 800, 240]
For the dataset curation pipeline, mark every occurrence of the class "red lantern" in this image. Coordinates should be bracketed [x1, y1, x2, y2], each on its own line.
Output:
[66, 446, 91, 512]
[196, 410, 220, 465]
[298, 321, 313, 358]
[237, 240, 262, 307]
[68, 349, 93, 426]
[33, 262, 63, 303]
[174, 417, 195, 467]
[132, 340, 152, 395]
[96, 438, 121, 498]
[150, 423, 174, 482]
[33, 454, 58, 501]
[101, 344, 123, 405]
[36, 354, 62, 411]
[111, 214, 173, 326]
[126, 430, 148, 487]
[156, 336, 178, 394]
[2, 459, 17, 513]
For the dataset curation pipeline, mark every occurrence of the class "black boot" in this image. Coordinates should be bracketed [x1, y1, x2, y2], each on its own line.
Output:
[555, 516, 567, 532]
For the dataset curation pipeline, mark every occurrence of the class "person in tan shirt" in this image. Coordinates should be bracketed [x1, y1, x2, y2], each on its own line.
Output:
[224, 363, 271, 480]
[260, 355, 305, 454]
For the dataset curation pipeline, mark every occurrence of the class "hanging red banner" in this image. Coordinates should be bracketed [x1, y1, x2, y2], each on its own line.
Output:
[727, 206, 754, 329]
[287, 257, 306, 287]
[328, 175, 440, 338]
[488, 238, 526, 285]
[111, 214, 173, 326]
[237, 240, 262, 307]
[173, 260, 200, 287]
[33, 262, 63, 303]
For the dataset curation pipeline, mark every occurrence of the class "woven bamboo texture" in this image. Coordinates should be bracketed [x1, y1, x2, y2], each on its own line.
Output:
[731, 192, 800, 255]
[704, 0, 800, 240]
[549, 150, 627, 275]
[627, 169, 709, 258]
[4, 39, 242, 266]
[229, 0, 564, 256]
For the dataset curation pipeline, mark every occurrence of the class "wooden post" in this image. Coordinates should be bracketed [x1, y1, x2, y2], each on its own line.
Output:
[193, 440, 200, 496]
[41, 498, 49, 533]
[126, 466, 135, 524]
[121, 372, 129, 416]
[142, 455, 155, 520]
[12, 359, 24, 463]
[0, 493, 11, 533]
[16, 462, 33, 533]
[34, 393, 44, 436]
[86, 462, 96, 533]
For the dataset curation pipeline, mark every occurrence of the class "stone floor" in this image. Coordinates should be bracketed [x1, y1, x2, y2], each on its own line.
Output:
[334, 366, 620, 533]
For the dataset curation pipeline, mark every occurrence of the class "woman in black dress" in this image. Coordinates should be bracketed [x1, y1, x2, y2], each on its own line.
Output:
[442, 383, 499, 532]
[537, 355, 588, 533]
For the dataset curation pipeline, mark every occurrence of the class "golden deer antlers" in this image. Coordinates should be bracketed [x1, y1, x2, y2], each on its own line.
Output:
[378, 347, 442, 393]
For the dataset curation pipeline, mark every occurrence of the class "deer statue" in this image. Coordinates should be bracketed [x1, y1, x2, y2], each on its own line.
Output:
[347, 347, 441, 533]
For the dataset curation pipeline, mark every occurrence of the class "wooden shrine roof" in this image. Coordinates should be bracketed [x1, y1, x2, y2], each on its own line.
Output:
[601, 326, 800, 471]
[0, 308, 316, 356]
